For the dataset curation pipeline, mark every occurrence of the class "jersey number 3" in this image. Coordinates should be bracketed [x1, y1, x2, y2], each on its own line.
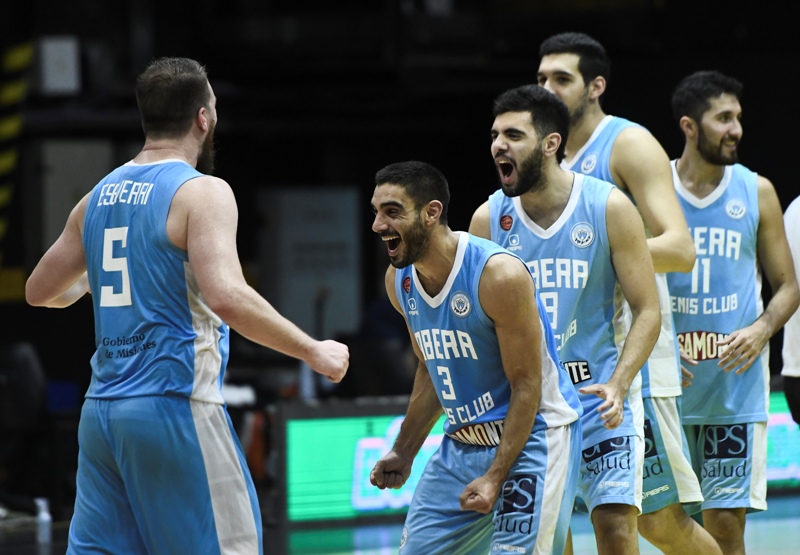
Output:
[100, 226, 132, 307]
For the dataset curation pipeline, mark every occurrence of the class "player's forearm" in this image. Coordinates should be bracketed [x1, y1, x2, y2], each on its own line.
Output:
[646, 231, 696, 274]
[755, 280, 800, 339]
[393, 363, 443, 459]
[485, 381, 540, 484]
[210, 282, 319, 363]
[611, 306, 661, 391]
[41, 273, 90, 308]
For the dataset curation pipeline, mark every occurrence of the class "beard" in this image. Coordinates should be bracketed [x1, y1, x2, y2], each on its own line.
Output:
[389, 216, 430, 269]
[499, 145, 545, 198]
[569, 87, 590, 128]
[697, 125, 738, 166]
[196, 125, 217, 175]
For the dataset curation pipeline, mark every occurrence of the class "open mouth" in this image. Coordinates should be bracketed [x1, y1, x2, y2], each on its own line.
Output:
[497, 159, 515, 183]
[382, 234, 401, 255]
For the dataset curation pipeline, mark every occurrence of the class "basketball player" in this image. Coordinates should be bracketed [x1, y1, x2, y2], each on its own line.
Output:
[470, 84, 660, 555]
[369, 161, 582, 554]
[668, 70, 799, 555]
[536, 32, 721, 555]
[781, 195, 800, 426]
[25, 57, 349, 554]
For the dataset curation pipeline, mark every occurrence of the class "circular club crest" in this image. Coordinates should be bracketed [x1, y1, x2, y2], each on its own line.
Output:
[726, 199, 746, 219]
[570, 222, 595, 248]
[580, 153, 598, 174]
[500, 214, 513, 231]
[403, 276, 412, 293]
[450, 291, 471, 318]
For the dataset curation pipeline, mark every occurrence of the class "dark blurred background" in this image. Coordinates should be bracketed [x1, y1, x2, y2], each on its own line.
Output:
[1, 0, 797, 522]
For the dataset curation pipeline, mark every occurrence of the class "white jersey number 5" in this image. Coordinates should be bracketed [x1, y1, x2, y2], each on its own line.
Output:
[100, 226, 132, 307]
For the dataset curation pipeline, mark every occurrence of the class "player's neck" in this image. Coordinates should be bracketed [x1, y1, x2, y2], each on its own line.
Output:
[519, 168, 574, 230]
[564, 109, 605, 162]
[675, 150, 727, 199]
[136, 138, 198, 167]
[413, 228, 459, 297]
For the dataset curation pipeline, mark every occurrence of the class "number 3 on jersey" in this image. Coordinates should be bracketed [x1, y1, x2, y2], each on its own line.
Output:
[100, 226, 132, 307]
[438, 366, 456, 400]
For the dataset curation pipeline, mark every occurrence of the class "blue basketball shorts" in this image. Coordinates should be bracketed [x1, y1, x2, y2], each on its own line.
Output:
[67, 396, 262, 555]
[641, 395, 703, 514]
[683, 421, 767, 513]
[399, 421, 580, 555]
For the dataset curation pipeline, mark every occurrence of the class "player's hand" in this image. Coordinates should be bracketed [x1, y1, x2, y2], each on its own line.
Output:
[370, 450, 413, 490]
[716, 323, 769, 375]
[679, 350, 697, 387]
[459, 475, 501, 514]
[308, 340, 349, 383]
[579, 382, 626, 429]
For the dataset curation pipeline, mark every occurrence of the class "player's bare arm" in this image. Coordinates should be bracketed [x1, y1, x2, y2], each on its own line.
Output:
[178, 176, 348, 381]
[371, 265, 443, 490]
[611, 126, 696, 274]
[718, 176, 800, 374]
[26, 194, 90, 307]
[581, 188, 660, 428]
[459, 253, 542, 514]
[468, 201, 492, 240]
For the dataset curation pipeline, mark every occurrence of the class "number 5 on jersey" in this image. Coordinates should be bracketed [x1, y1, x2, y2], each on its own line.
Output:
[100, 226, 132, 307]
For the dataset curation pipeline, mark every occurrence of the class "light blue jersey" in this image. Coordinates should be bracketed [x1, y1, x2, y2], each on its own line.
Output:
[395, 232, 582, 554]
[73, 159, 262, 554]
[488, 174, 638, 449]
[395, 232, 581, 437]
[668, 161, 767, 425]
[83, 159, 228, 403]
[562, 115, 683, 398]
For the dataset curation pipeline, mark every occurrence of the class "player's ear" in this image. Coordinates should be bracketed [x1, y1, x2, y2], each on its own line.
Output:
[543, 132, 562, 158]
[588, 75, 605, 100]
[679, 116, 697, 138]
[424, 201, 444, 225]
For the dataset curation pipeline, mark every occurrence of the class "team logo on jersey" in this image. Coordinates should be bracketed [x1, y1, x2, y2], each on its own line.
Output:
[570, 222, 595, 248]
[726, 199, 746, 219]
[407, 298, 417, 311]
[580, 153, 598, 174]
[500, 214, 513, 231]
[403, 276, 411, 293]
[400, 526, 408, 548]
[450, 291, 471, 318]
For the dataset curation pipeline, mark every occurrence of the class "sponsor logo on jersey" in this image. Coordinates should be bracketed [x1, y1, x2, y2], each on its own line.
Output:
[643, 419, 665, 480]
[407, 297, 418, 315]
[726, 199, 746, 219]
[677, 331, 730, 360]
[450, 291, 471, 318]
[570, 222, 595, 248]
[703, 424, 748, 458]
[494, 475, 537, 536]
[580, 154, 598, 174]
[500, 214, 513, 231]
[583, 437, 633, 477]
[507, 234, 522, 251]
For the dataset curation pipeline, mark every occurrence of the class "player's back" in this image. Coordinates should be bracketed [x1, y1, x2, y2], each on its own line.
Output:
[82, 159, 228, 403]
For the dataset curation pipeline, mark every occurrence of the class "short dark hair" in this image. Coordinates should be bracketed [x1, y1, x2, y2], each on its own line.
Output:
[538, 32, 610, 84]
[671, 70, 743, 124]
[375, 161, 450, 225]
[135, 57, 210, 139]
[492, 85, 570, 162]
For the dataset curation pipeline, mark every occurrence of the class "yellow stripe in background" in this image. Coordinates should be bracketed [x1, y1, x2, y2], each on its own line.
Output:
[0, 79, 28, 106]
[2, 42, 34, 72]
[0, 183, 13, 208]
[0, 149, 18, 175]
[0, 115, 23, 141]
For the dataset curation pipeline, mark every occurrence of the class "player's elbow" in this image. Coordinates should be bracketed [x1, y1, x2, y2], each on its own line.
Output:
[675, 246, 697, 273]
[25, 278, 52, 307]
